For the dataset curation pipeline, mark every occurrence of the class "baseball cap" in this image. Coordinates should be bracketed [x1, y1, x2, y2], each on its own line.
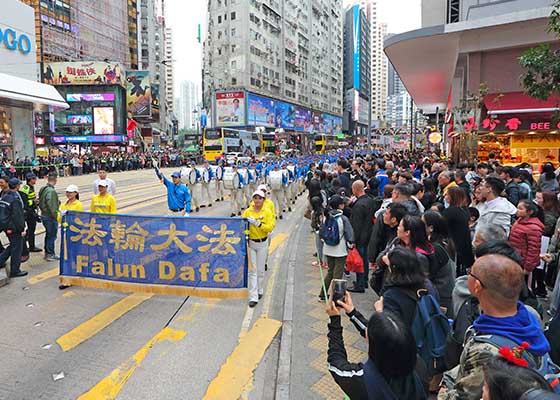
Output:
[8, 177, 21, 188]
[65, 184, 79, 193]
[171, 171, 181, 178]
[252, 190, 266, 198]
[97, 180, 109, 187]
[257, 184, 268, 193]
[25, 173, 37, 180]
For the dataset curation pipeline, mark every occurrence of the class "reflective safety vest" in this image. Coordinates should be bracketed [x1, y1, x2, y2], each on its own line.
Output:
[20, 183, 36, 207]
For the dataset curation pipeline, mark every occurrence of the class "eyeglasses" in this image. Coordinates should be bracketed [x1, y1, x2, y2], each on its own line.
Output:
[467, 267, 485, 288]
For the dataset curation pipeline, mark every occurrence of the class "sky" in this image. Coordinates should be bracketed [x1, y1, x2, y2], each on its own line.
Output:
[166, 0, 422, 95]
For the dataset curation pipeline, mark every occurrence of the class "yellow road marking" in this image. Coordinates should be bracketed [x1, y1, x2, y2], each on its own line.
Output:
[62, 290, 77, 297]
[56, 293, 153, 352]
[269, 233, 289, 254]
[77, 327, 186, 400]
[203, 317, 282, 400]
[27, 267, 59, 285]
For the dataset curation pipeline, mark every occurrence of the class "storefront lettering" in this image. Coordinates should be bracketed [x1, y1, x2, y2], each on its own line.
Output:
[0, 28, 31, 55]
[479, 116, 560, 132]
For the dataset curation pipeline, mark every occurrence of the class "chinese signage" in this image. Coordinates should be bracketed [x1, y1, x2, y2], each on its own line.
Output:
[126, 71, 151, 117]
[247, 93, 275, 127]
[215, 91, 246, 127]
[60, 212, 248, 298]
[352, 5, 361, 90]
[477, 116, 560, 133]
[43, 62, 126, 86]
[510, 134, 560, 149]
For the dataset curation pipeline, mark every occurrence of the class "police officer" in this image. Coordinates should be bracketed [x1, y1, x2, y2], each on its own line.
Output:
[20, 173, 41, 252]
[0, 178, 27, 277]
[155, 168, 191, 216]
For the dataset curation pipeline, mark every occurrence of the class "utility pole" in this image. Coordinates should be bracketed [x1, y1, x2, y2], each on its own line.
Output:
[409, 97, 414, 151]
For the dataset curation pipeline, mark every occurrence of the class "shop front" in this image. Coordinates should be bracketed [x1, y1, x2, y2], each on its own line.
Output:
[0, 0, 68, 160]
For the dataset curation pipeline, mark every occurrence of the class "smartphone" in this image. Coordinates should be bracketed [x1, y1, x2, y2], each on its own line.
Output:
[332, 279, 347, 306]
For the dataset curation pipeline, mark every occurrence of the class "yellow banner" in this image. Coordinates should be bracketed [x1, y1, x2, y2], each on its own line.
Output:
[510, 134, 560, 149]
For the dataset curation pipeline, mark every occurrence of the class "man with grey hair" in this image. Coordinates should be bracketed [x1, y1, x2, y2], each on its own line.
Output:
[437, 170, 457, 203]
[374, 182, 420, 218]
[472, 223, 507, 248]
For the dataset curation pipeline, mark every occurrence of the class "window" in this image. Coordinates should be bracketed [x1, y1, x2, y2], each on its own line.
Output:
[231, 60, 237, 69]
[218, 15, 222, 23]
[218, 48, 222, 55]
[232, 77, 237, 85]
[217, 31, 222, 39]
[231, 44, 237, 53]
[224, 13, 227, 21]
[231, 11, 236, 20]
[231, 28, 236, 37]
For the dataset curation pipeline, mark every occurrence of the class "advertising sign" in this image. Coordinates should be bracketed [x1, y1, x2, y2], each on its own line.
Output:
[93, 107, 114, 135]
[151, 83, 160, 122]
[51, 135, 126, 143]
[312, 112, 324, 133]
[322, 114, 343, 135]
[66, 93, 115, 102]
[43, 62, 126, 86]
[247, 93, 275, 127]
[352, 5, 361, 90]
[274, 100, 295, 129]
[294, 106, 311, 132]
[59, 212, 248, 298]
[215, 91, 245, 127]
[67, 115, 93, 125]
[126, 71, 151, 117]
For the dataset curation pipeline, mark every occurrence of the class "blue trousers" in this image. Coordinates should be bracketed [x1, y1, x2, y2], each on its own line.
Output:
[42, 216, 58, 255]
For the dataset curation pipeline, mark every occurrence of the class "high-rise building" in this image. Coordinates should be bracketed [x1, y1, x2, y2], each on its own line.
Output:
[164, 27, 174, 117]
[343, 4, 371, 136]
[178, 81, 200, 130]
[22, 0, 129, 66]
[128, 0, 140, 69]
[202, 0, 344, 119]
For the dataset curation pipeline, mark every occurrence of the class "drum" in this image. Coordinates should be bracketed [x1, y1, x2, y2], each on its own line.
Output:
[180, 167, 197, 185]
[223, 171, 240, 190]
[269, 170, 283, 190]
[240, 169, 249, 186]
[197, 168, 210, 183]
[281, 170, 290, 187]
[249, 169, 257, 184]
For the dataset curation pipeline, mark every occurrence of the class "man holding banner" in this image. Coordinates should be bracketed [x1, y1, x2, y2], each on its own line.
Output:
[155, 169, 191, 216]
[243, 189, 276, 308]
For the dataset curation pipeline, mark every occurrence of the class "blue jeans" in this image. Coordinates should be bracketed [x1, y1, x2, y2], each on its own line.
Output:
[42, 216, 58, 255]
[355, 245, 369, 289]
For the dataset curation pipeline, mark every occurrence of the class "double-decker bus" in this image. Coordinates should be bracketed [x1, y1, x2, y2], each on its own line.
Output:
[314, 134, 337, 154]
[202, 128, 261, 163]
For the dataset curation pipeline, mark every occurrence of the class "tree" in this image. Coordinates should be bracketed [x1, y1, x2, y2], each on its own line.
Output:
[519, 1, 560, 100]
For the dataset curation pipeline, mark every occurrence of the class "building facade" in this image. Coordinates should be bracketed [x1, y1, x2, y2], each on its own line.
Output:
[202, 0, 344, 121]
[164, 27, 174, 119]
[343, 4, 371, 137]
[177, 80, 200, 130]
[386, 0, 558, 162]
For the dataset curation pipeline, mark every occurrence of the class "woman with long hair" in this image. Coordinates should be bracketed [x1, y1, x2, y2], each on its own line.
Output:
[535, 190, 560, 237]
[310, 195, 327, 268]
[509, 199, 545, 296]
[443, 186, 475, 275]
[421, 177, 437, 209]
[538, 162, 559, 193]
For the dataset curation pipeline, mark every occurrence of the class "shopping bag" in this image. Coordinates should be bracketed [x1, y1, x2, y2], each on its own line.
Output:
[345, 248, 363, 273]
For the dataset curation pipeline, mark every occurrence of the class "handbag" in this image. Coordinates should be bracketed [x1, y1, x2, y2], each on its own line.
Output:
[345, 247, 363, 273]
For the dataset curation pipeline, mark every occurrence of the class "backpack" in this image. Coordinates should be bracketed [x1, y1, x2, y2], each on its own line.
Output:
[411, 290, 451, 376]
[319, 215, 341, 246]
[472, 334, 560, 394]
[0, 194, 11, 232]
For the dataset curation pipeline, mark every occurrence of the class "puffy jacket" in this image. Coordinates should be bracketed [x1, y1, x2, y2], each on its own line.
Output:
[509, 217, 544, 272]
[477, 197, 517, 236]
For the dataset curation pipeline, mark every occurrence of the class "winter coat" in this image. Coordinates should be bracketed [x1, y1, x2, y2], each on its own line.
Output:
[350, 194, 376, 247]
[509, 217, 544, 272]
[322, 209, 354, 258]
[477, 197, 517, 236]
[543, 210, 559, 238]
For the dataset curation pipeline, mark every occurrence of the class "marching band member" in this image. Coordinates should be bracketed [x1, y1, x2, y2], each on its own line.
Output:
[281, 163, 292, 213]
[155, 169, 191, 216]
[243, 189, 276, 308]
[269, 164, 287, 220]
[200, 160, 214, 208]
[239, 163, 252, 207]
[215, 159, 225, 202]
[187, 160, 201, 212]
[230, 164, 245, 217]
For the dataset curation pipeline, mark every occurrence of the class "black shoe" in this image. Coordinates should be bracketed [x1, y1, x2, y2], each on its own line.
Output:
[258, 294, 263, 300]
[318, 295, 325, 303]
[288, 207, 292, 212]
[200, 205, 206, 208]
[265, 263, 268, 271]
[279, 215, 283, 219]
[237, 212, 241, 216]
[230, 213, 236, 217]
[29, 248, 42, 253]
[195, 207, 200, 212]
[208, 204, 212, 207]
[11, 270, 28, 278]
[347, 286, 365, 293]
[215, 199, 220, 202]
[249, 301, 258, 308]
[221, 197, 224, 201]
[58, 284, 70, 290]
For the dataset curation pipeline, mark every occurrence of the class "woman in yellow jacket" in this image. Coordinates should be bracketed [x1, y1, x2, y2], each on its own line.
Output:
[59, 184, 84, 222]
[242, 189, 276, 308]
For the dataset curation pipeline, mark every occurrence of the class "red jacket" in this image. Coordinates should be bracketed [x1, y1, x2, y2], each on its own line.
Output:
[509, 217, 544, 272]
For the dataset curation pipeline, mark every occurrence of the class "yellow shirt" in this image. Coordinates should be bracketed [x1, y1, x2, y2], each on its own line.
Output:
[242, 206, 276, 240]
[250, 198, 276, 217]
[90, 193, 117, 214]
[58, 200, 84, 223]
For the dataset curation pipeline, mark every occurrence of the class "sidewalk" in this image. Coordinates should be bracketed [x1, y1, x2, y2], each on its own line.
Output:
[290, 231, 376, 399]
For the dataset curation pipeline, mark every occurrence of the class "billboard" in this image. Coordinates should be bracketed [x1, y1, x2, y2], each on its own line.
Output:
[126, 71, 151, 117]
[352, 5, 361, 90]
[43, 62, 125, 86]
[312, 111, 324, 133]
[294, 106, 311, 132]
[274, 100, 295, 129]
[151, 83, 160, 122]
[215, 91, 245, 127]
[247, 93, 275, 127]
[51, 135, 126, 143]
[67, 115, 92, 125]
[93, 107, 114, 135]
[323, 114, 343, 135]
[66, 93, 115, 102]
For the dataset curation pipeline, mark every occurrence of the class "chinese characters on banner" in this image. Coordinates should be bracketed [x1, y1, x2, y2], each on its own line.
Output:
[60, 212, 248, 299]
[43, 62, 126, 86]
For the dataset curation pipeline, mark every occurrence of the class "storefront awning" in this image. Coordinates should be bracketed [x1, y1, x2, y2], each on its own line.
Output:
[484, 92, 560, 115]
[0, 72, 68, 109]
